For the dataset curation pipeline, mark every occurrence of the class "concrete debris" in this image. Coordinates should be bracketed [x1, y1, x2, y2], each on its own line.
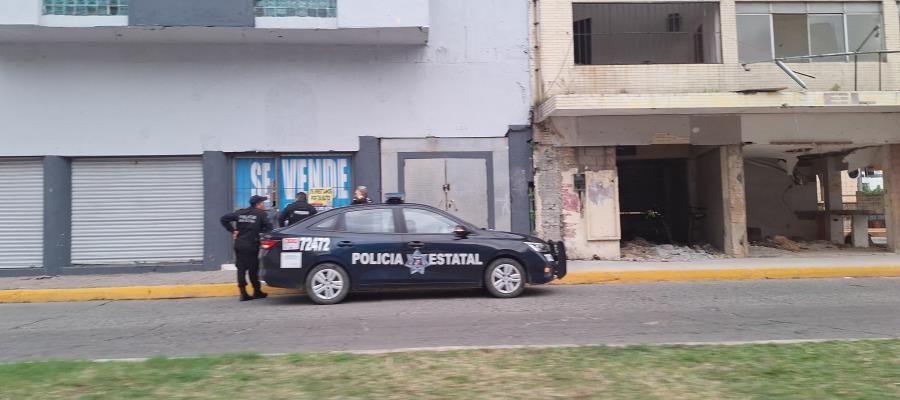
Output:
[755, 237, 850, 253]
[620, 238, 723, 262]
[770, 235, 802, 252]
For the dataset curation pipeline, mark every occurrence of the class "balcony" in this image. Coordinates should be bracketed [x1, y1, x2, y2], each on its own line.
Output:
[0, 0, 429, 45]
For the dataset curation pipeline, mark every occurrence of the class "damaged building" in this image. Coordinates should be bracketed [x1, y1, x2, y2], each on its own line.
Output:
[532, 0, 900, 259]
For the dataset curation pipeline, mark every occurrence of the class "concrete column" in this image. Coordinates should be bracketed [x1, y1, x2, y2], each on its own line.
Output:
[354, 136, 382, 202]
[884, 144, 900, 252]
[42, 156, 71, 275]
[851, 215, 870, 248]
[720, 145, 748, 257]
[823, 156, 845, 244]
[719, 0, 739, 64]
[508, 126, 534, 235]
[203, 151, 231, 269]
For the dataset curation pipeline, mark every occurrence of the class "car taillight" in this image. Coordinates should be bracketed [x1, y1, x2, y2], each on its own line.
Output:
[260, 239, 280, 250]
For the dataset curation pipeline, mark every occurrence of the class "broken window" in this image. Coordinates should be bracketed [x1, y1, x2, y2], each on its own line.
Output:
[736, 2, 883, 63]
[255, 0, 337, 18]
[43, 0, 129, 16]
[572, 2, 722, 65]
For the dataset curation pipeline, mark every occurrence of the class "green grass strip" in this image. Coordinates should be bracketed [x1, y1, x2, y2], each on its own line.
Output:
[1, 340, 898, 399]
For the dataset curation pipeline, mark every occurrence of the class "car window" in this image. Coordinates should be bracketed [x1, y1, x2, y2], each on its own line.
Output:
[343, 208, 396, 234]
[404, 208, 458, 234]
[311, 215, 338, 231]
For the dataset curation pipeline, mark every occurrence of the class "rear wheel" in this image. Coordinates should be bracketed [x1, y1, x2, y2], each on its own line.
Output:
[484, 258, 526, 298]
[305, 263, 350, 305]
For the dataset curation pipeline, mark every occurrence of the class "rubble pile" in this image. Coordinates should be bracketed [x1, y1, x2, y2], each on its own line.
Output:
[755, 236, 847, 252]
[620, 238, 722, 262]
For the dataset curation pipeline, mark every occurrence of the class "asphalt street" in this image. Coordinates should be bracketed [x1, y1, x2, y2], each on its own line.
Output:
[1, 278, 898, 361]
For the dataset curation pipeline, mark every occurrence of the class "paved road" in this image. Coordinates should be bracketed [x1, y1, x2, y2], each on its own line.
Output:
[1, 278, 898, 361]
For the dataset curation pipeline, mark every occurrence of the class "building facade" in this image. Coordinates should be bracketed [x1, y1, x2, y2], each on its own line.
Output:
[532, 0, 900, 259]
[0, 0, 534, 275]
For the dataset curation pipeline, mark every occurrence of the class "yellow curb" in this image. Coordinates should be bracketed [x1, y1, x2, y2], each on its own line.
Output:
[552, 266, 900, 285]
[1, 266, 899, 303]
[0, 284, 299, 304]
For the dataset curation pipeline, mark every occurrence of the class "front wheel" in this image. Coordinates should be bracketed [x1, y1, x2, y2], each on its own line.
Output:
[305, 263, 350, 305]
[484, 258, 526, 298]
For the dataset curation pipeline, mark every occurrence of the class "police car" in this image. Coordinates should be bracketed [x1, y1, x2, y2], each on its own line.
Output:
[260, 197, 567, 305]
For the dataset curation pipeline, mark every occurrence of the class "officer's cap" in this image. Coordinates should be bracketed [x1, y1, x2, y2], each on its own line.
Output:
[249, 195, 268, 206]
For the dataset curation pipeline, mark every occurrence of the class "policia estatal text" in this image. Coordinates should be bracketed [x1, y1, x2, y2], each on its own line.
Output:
[221, 195, 273, 301]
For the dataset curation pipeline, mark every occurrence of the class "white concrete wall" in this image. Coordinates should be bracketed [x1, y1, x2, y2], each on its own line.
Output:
[0, 0, 531, 157]
[339, 0, 429, 28]
[0, 0, 40, 25]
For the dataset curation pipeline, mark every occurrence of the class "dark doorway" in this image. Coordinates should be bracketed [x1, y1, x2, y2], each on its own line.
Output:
[617, 159, 690, 244]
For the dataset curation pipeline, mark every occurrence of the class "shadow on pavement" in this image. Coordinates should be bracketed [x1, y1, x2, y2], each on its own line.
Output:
[265, 286, 559, 306]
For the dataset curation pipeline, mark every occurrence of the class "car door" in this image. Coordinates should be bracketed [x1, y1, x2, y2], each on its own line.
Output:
[333, 207, 408, 287]
[400, 206, 490, 284]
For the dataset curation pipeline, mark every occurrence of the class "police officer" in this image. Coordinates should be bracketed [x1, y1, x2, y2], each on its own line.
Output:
[351, 186, 373, 205]
[220, 195, 273, 301]
[280, 191, 318, 227]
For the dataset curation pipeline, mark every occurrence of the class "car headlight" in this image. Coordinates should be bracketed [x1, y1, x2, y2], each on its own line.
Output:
[525, 241, 551, 253]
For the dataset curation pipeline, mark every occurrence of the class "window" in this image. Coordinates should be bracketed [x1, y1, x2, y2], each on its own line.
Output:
[404, 209, 458, 234]
[311, 215, 338, 231]
[343, 209, 395, 234]
[572, 2, 722, 65]
[255, 0, 337, 18]
[737, 3, 884, 63]
[44, 0, 129, 16]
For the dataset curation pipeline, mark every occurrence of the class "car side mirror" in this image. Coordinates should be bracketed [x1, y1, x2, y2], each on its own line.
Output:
[453, 225, 470, 237]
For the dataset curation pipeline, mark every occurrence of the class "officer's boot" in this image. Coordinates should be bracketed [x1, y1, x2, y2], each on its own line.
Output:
[239, 286, 252, 302]
[252, 284, 268, 299]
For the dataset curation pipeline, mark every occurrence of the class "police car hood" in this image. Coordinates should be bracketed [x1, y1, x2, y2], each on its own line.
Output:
[479, 229, 545, 243]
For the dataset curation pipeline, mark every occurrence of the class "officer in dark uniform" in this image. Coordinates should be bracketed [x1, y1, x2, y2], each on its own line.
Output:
[280, 192, 318, 227]
[220, 195, 274, 301]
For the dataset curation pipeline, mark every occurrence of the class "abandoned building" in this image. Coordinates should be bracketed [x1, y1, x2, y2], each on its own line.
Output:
[532, 0, 900, 259]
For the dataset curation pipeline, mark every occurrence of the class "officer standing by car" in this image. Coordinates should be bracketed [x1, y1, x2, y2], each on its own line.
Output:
[280, 191, 318, 227]
[220, 195, 273, 301]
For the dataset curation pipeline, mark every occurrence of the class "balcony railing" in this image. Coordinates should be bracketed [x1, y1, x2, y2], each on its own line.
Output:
[41, 0, 338, 18]
[44, 0, 129, 16]
[255, 0, 336, 18]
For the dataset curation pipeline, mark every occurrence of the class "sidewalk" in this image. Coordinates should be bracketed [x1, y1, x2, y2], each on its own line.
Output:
[1, 254, 899, 303]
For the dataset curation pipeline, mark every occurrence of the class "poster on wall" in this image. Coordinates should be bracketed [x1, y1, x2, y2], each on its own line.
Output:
[235, 156, 352, 212]
[308, 187, 336, 211]
[234, 158, 276, 210]
[279, 156, 352, 211]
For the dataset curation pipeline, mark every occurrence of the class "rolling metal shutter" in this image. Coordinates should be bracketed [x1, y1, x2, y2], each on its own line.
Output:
[71, 158, 204, 265]
[0, 160, 43, 269]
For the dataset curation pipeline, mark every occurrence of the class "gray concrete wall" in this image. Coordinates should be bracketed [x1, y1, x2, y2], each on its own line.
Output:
[507, 126, 533, 234]
[353, 136, 382, 202]
[130, 0, 254, 27]
[0, 0, 530, 157]
[696, 149, 725, 250]
[203, 151, 231, 269]
[42, 156, 71, 275]
[745, 160, 818, 241]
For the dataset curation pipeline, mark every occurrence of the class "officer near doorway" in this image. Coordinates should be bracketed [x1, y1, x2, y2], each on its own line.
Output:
[220, 195, 273, 301]
[280, 191, 318, 227]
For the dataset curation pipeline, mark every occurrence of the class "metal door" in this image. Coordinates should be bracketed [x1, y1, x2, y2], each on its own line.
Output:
[0, 160, 43, 269]
[403, 158, 489, 228]
[71, 158, 204, 265]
